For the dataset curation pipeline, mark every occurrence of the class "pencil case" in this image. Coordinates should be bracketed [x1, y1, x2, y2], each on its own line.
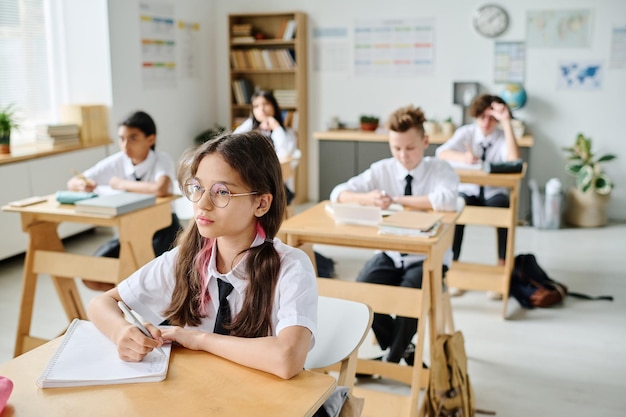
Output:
[55, 191, 99, 204]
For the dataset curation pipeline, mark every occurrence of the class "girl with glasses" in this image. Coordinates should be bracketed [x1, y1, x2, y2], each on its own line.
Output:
[87, 131, 318, 379]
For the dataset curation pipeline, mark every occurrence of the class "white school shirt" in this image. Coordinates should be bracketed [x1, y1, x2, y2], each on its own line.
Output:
[117, 234, 318, 348]
[83, 150, 176, 195]
[233, 118, 297, 160]
[330, 156, 459, 268]
[435, 124, 509, 199]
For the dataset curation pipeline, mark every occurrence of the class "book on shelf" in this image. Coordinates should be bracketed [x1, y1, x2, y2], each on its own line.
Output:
[232, 36, 255, 44]
[282, 19, 297, 40]
[378, 211, 444, 237]
[74, 192, 156, 216]
[37, 319, 172, 388]
[36, 123, 80, 136]
[232, 23, 252, 36]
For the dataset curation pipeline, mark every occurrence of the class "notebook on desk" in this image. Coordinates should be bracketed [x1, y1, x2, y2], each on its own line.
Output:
[74, 192, 156, 216]
[37, 319, 172, 388]
[379, 211, 443, 237]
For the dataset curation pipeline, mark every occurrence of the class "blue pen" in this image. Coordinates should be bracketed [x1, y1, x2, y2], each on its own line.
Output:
[117, 300, 165, 355]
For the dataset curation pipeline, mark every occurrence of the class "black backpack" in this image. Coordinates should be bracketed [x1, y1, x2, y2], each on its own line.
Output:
[509, 253, 613, 308]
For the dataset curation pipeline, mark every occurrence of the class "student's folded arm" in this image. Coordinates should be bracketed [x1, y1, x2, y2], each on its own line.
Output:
[161, 325, 311, 379]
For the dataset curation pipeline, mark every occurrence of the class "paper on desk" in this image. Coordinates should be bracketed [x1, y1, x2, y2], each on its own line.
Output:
[37, 319, 172, 388]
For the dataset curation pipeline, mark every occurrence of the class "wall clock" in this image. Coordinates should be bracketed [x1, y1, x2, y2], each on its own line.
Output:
[473, 4, 509, 38]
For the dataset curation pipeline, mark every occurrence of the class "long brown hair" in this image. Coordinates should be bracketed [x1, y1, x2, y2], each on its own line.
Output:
[163, 131, 286, 337]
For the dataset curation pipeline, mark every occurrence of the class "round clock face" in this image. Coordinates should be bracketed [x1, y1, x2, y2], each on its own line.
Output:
[473, 4, 509, 38]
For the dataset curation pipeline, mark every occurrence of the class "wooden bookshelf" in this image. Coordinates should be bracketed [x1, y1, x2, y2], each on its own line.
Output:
[228, 12, 308, 203]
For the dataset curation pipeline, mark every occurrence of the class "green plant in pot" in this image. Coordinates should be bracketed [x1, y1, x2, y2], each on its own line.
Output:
[359, 115, 379, 131]
[562, 133, 616, 227]
[0, 104, 20, 154]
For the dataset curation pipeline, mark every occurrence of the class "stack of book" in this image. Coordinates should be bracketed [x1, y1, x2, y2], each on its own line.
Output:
[36, 124, 81, 145]
[274, 89, 297, 108]
[378, 211, 443, 237]
[232, 78, 255, 105]
[231, 23, 254, 43]
[60, 104, 110, 144]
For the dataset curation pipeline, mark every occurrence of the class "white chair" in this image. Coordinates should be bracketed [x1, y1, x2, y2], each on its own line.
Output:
[305, 295, 373, 391]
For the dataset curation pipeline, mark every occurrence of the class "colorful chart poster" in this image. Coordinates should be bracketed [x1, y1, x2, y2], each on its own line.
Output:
[313, 27, 350, 74]
[610, 25, 626, 69]
[526, 10, 592, 48]
[178, 21, 200, 79]
[139, 2, 176, 89]
[354, 18, 435, 77]
[557, 60, 603, 90]
[494, 42, 526, 83]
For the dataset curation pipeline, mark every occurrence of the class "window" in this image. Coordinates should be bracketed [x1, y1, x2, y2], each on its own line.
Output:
[0, 0, 53, 145]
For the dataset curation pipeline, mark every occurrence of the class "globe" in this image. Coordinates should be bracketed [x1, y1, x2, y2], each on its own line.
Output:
[499, 83, 527, 110]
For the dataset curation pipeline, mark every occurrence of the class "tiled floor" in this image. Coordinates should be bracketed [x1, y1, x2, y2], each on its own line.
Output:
[1, 215, 625, 416]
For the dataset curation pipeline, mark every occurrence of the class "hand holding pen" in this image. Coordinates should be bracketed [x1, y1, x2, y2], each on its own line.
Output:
[117, 301, 165, 356]
[71, 169, 96, 192]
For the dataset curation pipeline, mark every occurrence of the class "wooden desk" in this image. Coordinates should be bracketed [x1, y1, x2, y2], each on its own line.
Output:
[0, 338, 336, 417]
[2, 195, 177, 357]
[279, 201, 459, 417]
[446, 166, 526, 317]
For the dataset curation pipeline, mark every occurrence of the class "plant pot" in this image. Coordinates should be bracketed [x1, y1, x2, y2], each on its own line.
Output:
[0, 133, 10, 154]
[423, 121, 440, 136]
[564, 187, 610, 227]
[360, 122, 378, 131]
[441, 122, 455, 137]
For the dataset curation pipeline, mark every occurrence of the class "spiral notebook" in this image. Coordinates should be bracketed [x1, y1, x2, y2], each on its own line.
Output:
[37, 319, 172, 388]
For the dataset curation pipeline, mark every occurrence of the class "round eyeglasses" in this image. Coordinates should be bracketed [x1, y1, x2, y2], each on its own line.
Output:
[182, 180, 258, 208]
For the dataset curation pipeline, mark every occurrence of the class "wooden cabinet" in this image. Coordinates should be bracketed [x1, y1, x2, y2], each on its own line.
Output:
[228, 12, 308, 203]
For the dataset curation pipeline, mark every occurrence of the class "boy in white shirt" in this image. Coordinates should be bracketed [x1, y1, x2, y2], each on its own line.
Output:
[330, 105, 458, 364]
[68, 110, 181, 291]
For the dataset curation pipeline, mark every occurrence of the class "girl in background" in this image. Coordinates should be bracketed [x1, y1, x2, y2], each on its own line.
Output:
[87, 131, 317, 379]
[234, 90, 298, 204]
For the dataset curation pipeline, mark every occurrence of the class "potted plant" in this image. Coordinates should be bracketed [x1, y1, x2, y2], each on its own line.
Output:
[359, 115, 379, 131]
[441, 117, 455, 136]
[423, 118, 440, 136]
[0, 104, 19, 154]
[562, 133, 616, 227]
[194, 124, 226, 145]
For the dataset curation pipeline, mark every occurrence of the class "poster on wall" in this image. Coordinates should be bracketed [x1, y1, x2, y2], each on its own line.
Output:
[610, 25, 626, 69]
[178, 21, 200, 79]
[494, 42, 525, 83]
[313, 27, 350, 74]
[354, 18, 435, 77]
[526, 10, 592, 48]
[557, 60, 603, 90]
[139, 2, 176, 89]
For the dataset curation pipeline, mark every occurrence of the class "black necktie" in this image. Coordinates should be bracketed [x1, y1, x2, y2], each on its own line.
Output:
[214, 278, 234, 335]
[478, 143, 490, 200]
[400, 174, 413, 258]
[404, 174, 413, 196]
[133, 172, 141, 181]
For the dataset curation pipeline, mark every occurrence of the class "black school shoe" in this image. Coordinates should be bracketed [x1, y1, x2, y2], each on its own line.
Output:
[402, 343, 428, 369]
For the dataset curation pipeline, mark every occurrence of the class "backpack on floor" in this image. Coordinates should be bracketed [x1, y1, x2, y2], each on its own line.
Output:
[426, 331, 475, 417]
[510, 253, 613, 309]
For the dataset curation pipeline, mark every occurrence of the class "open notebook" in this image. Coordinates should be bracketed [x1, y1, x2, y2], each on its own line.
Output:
[37, 319, 172, 388]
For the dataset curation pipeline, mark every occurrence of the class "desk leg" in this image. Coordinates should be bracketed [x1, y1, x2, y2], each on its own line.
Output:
[116, 205, 172, 281]
[14, 222, 85, 357]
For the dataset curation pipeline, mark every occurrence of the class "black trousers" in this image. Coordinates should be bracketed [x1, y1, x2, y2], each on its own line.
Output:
[356, 252, 447, 363]
[94, 213, 182, 258]
[453, 192, 509, 261]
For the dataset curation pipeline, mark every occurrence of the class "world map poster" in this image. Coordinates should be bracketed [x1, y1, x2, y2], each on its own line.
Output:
[527, 10, 591, 48]
[557, 60, 603, 90]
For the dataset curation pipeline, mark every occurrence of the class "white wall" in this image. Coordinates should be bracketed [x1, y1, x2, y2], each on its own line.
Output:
[213, 0, 626, 221]
[106, 0, 215, 164]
